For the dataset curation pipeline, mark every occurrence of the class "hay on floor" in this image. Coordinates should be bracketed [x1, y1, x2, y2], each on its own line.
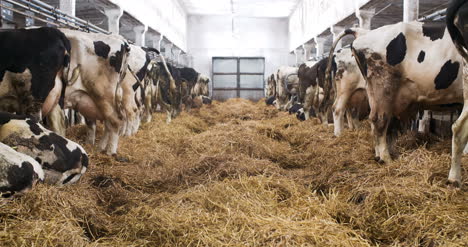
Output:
[1, 98, 466, 246]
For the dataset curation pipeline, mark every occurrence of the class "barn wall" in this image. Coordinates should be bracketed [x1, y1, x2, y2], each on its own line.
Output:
[109, 0, 187, 51]
[187, 15, 295, 81]
[289, 0, 371, 51]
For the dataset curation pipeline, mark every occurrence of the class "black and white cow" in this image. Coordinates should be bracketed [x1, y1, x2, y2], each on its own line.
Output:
[325, 48, 369, 136]
[60, 29, 130, 155]
[147, 59, 181, 123]
[192, 74, 211, 106]
[446, 0, 468, 186]
[0, 142, 44, 198]
[0, 112, 88, 185]
[329, 21, 464, 175]
[121, 44, 156, 134]
[275, 66, 299, 111]
[0, 27, 71, 128]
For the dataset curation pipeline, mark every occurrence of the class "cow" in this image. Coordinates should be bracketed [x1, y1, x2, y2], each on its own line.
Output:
[120, 45, 156, 134]
[146, 58, 180, 123]
[0, 27, 71, 132]
[201, 95, 212, 105]
[0, 112, 88, 185]
[446, 0, 468, 186]
[324, 48, 370, 136]
[265, 96, 276, 106]
[297, 58, 344, 124]
[298, 60, 325, 121]
[0, 142, 44, 198]
[59, 28, 130, 155]
[265, 73, 277, 106]
[179, 67, 199, 110]
[266, 73, 276, 98]
[328, 21, 464, 175]
[192, 74, 211, 106]
[275, 66, 299, 111]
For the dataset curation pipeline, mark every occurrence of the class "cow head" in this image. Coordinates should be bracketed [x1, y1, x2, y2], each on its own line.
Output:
[0, 112, 88, 185]
[266, 74, 276, 98]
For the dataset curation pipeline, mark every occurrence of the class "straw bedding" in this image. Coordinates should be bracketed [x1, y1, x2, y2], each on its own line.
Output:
[1, 98, 466, 246]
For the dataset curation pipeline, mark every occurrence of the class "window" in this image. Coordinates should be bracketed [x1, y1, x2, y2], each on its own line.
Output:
[212, 57, 265, 101]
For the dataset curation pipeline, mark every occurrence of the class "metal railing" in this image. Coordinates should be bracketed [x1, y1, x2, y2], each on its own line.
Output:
[1, 0, 110, 34]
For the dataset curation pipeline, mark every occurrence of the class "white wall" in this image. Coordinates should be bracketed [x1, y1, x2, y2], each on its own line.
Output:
[289, 0, 371, 51]
[109, 0, 187, 51]
[188, 15, 295, 79]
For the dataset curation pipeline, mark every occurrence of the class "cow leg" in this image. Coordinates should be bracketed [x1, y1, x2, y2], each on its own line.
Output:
[166, 109, 172, 124]
[106, 128, 120, 155]
[449, 108, 468, 186]
[318, 111, 328, 125]
[371, 113, 392, 164]
[75, 112, 84, 125]
[346, 110, 355, 130]
[333, 92, 352, 136]
[46, 104, 66, 136]
[418, 110, 431, 134]
[351, 112, 361, 130]
[303, 86, 316, 120]
[85, 118, 96, 145]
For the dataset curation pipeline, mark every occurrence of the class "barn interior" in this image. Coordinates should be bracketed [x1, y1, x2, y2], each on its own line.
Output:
[0, 0, 467, 246]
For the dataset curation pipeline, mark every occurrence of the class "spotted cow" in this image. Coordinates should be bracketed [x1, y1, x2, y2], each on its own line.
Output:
[120, 44, 155, 134]
[147, 59, 181, 123]
[0, 112, 87, 185]
[275, 66, 299, 111]
[446, 0, 468, 186]
[60, 29, 130, 155]
[0, 142, 44, 198]
[326, 48, 370, 136]
[191, 74, 211, 107]
[297, 59, 340, 124]
[330, 21, 464, 169]
[0, 27, 71, 130]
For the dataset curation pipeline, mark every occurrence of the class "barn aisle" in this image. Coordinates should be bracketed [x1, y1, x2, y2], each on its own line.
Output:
[1, 99, 466, 246]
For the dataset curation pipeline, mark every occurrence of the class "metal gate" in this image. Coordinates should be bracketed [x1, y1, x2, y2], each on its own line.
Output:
[212, 57, 265, 101]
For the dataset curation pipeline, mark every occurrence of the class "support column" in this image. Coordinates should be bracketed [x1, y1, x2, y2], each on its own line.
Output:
[148, 33, 161, 49]
[403, 0, 419, 22]
[133, 25, 148, 47]
[188, 54, 194, 67]
[303, 43, 315, 62]
[104, 8, 123, 34]
[356, 8, 375, 30]
[158, 35, 164, 51]
[176, 49, 182, 66]
[59, 0, 76, 16]
[315, 36, 326, 60]
[164, 43, 173, 62]
[294, 47, 304, 66]
[330, 25, 345, 49]
[180, 54, 188, 67]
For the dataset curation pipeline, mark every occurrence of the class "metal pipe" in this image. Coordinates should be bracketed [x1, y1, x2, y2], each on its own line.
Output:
[2, 0, 72, 28]
[28, 0, 106, 30]
[418, 9, 446, 21]
[0, 2, 59, 27]
[7, 0, 109, 34]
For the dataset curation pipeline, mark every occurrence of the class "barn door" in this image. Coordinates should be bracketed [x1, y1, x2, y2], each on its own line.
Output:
[212, 57, 265, 101]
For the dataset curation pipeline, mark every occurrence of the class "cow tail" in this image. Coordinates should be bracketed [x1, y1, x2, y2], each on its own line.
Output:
[321, 29, 358, 113]
[446, 0, 468, 62]
[115, 43, 130, 120]
[159, 55, 176, 91]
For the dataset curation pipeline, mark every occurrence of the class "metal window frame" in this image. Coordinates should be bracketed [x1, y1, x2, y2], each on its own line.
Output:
[212, 56, 265, 99]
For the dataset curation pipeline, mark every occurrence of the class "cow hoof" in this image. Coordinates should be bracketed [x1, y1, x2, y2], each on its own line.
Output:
[374, 156, 381, 162]
[446, 180, 461, 189]
[113, 154, 130, 163]
[378, 159, 386, 165]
